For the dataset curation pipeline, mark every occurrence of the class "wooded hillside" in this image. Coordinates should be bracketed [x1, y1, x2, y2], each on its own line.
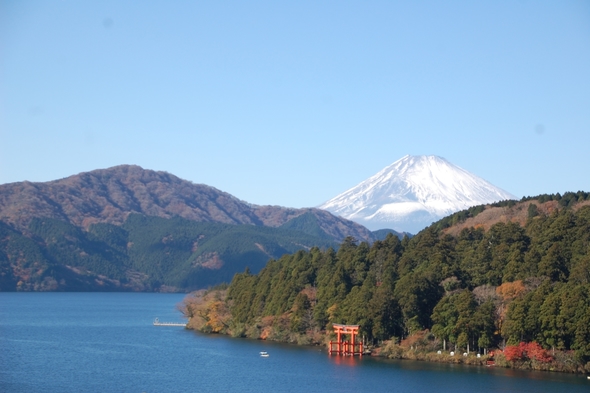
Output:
[0, 165, 387, 292]
[187, 192, 590, 370]
[0, 214, 341, 291]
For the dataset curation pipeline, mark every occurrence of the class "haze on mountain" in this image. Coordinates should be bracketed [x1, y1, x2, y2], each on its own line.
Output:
[319, 155, 517, 234]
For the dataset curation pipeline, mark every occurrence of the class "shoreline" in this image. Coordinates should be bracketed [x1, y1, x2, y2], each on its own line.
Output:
[184, 322, 590, 375]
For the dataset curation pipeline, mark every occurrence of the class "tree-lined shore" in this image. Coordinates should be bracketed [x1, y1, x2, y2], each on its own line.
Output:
[182, 193, 590, 374]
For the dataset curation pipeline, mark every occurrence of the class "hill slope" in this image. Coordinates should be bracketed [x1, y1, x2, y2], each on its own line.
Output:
[0, 165, 374, 292]
[0, 165, 373, 241]
[187, 192, 590, 372]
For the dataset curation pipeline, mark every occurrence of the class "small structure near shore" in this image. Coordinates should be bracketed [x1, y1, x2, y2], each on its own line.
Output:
[153, 317, 186, 327]
[328, 324, 363, 356]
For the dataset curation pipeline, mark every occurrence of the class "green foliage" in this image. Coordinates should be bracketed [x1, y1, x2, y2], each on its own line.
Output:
[372, 229, 407, 241]
[121, 214, 337, 290]
[223, 194, 590, 359]
[29, 218, 128, 280]
[521, 191, 590, 204]
[527, 203, 539, 219]
[1, 213, 338, 292]
[278, 212, 332, 240]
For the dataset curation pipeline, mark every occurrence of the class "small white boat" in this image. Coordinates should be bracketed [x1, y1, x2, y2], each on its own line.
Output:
[260, 351, 269, 357]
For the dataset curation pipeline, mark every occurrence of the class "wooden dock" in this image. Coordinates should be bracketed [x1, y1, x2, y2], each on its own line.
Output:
[153, 318, 186, 327]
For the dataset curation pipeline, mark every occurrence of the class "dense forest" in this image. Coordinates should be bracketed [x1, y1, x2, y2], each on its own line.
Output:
[183, 192, 590, 373]
[0, 214, 340, 291]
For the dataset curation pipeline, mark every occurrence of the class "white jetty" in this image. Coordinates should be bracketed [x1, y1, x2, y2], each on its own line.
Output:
[153, 317, 186, 327]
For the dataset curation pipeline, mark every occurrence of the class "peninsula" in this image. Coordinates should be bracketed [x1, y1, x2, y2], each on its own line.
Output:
[182, 193, 590, 374]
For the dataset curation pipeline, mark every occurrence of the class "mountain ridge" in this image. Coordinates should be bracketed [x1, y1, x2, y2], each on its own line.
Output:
[0, 165, 387, 292]
[0, 164, 374, 242]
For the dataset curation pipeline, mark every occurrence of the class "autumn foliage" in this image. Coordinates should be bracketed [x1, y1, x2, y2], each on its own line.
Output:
[496, 280, 526, 301]
[180, 288, 231, 333]
[503, 342, 552, 363]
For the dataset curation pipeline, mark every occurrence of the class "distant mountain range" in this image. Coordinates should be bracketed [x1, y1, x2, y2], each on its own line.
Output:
[0, 165, 400, 292]
[319, 155, 517, 233]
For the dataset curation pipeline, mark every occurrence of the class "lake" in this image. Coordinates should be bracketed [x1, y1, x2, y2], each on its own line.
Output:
[1, 293, 588, 392]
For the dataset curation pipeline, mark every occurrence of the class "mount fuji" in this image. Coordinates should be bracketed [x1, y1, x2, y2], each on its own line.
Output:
[319, 155, 517, 234]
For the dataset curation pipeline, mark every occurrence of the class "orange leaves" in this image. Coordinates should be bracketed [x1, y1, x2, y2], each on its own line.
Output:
[496, 280, 526, 302]
[260, 316, 275, 340]
[495, 280, 527, 323]
[503, 343, 525, 361]
[207, 300, 230, 333]
[182, 289, 230, 333]
[503, 342, 552, 363]
[524, 342, 553, 363]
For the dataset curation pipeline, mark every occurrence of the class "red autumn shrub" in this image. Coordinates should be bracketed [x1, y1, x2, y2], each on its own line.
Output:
[504, 342, 552, 363]
[504, 344, 524, 361]
[525, 342, 552, 363]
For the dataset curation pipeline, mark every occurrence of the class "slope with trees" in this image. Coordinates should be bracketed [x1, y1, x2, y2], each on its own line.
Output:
[0, 165, 378, 292]
[0, 214, 339, 291]
[183, 192, 590, 373]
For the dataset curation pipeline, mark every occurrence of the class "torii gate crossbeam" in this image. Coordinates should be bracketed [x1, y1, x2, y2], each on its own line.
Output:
[329, 324, 363, 356]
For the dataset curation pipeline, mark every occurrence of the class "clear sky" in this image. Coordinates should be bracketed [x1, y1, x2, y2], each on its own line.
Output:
[1, 1, 589, 208]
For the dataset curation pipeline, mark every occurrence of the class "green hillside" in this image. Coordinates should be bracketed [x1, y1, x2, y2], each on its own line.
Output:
[186, 192, 590, 372]
[0, 213, 337, 292]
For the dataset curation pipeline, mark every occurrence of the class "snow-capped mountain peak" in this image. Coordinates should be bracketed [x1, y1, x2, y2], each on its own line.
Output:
[319, 155, 517, 234]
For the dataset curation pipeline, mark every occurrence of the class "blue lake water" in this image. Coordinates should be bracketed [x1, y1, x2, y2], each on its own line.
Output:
[1, 292, 588, 392]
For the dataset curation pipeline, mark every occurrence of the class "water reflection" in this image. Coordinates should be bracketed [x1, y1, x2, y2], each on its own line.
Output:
[328, 354, 362, 367]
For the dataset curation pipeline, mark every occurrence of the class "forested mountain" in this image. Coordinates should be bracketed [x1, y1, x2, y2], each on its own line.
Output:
[0, 165, 376, 292]
[186, 192, 590, 371]
[0, 165, 373, 240]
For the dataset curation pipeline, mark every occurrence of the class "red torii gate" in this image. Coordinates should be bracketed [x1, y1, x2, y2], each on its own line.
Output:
[329, 324, 363, 356]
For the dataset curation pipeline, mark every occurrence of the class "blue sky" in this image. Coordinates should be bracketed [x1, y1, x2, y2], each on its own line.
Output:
[1, 1, 589, 208]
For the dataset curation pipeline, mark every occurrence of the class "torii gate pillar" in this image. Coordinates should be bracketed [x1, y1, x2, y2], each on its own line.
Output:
[329, 324, 363, 356]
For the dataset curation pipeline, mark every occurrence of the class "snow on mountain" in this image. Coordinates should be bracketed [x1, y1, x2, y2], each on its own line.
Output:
[319, 155, 517, 234]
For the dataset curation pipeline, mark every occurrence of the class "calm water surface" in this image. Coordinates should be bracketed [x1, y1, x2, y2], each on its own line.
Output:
[1, 293, 588, 392]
